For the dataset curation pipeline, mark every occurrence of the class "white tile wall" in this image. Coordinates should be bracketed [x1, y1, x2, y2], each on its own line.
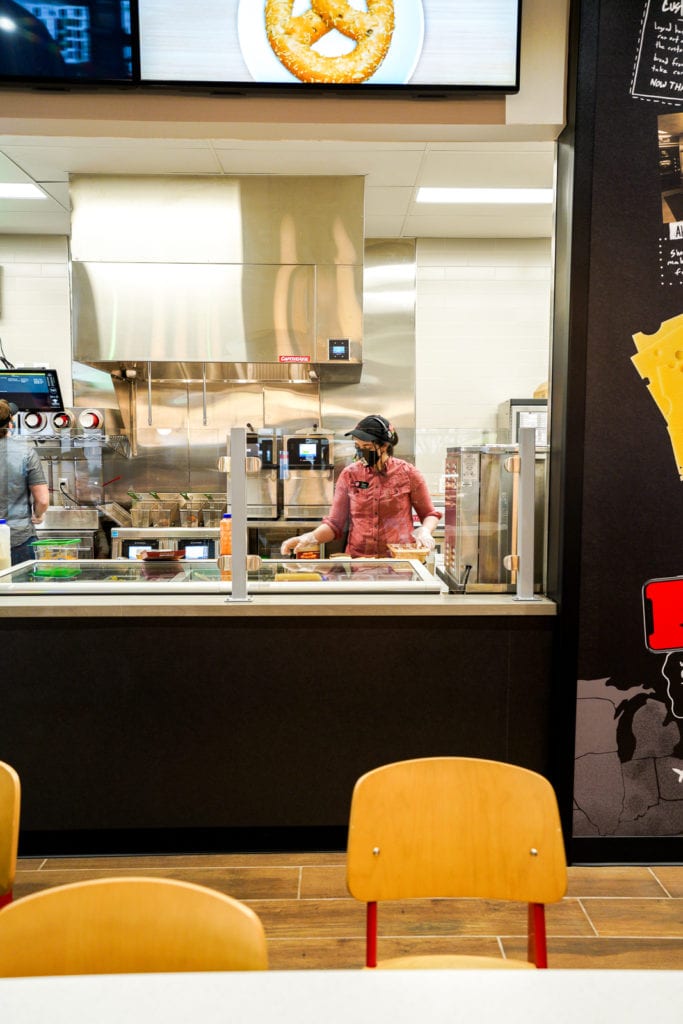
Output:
[0, 236, 73, 405]
[415, 237, 552, 497]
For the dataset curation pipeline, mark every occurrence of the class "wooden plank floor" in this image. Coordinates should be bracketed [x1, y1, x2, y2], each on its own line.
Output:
[13, 854, 683, 970]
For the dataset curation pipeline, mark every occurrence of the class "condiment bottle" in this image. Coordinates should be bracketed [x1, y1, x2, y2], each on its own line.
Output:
[0, 518, 11, 570]
[219, 513, 232, 555]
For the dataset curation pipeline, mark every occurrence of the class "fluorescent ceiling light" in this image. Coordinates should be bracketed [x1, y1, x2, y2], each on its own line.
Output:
[417, 187, 554, 205]
[0, 183, 46, 200]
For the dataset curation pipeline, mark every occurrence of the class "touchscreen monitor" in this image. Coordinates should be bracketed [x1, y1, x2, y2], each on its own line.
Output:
[0, 368, 64, 412]
[139, 1, 521, 94]
[299, 441, 318, 461]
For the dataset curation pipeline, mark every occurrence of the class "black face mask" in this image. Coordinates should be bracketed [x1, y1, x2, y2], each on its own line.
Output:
[355, 445, 381, 468]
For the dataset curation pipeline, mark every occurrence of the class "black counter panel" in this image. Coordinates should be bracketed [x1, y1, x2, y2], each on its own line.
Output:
[1, 614, 555, 855]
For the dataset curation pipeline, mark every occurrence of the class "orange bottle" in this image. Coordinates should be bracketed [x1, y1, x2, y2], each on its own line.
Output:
[220, 513, 232, 555]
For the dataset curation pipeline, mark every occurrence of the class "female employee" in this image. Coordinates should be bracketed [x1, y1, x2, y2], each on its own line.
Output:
[280, 414, 441, 558]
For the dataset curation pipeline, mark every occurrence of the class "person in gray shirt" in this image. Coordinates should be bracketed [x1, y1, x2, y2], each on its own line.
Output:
[0, 399, 49, 564]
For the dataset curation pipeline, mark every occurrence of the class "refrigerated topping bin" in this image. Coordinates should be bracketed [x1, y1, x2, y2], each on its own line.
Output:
[0, 558, 442, 595]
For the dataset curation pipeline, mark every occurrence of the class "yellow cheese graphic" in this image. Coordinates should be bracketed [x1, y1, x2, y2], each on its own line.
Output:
[632, 313, 683, 477]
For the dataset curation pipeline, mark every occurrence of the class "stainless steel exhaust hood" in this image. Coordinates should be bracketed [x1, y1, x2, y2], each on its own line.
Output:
[71, 175, 364, 384]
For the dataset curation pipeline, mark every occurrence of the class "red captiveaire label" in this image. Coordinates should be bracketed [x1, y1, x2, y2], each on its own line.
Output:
[278, 355, 311, 363]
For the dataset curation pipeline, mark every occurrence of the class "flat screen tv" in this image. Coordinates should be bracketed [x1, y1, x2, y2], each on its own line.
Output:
[138, 0, 522, 95]
[0, 1, 137, 86]
[0, 369, 64, 412]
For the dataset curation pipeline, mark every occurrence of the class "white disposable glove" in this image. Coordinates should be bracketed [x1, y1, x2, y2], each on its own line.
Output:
[280, 531, 318, 556]
[412, 525, 435, 551]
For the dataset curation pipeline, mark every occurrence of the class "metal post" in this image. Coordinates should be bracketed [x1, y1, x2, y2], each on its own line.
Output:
[227, 426, 251, 604]
[515, 425, 538, 602]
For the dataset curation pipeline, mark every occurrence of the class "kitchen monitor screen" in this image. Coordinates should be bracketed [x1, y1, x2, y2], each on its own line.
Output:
[139, 1, 521, 93]
[0, 369, 64, 412]
[183, 544, 210, 559]
[299, 441, 318, 460]
[0, 1, 137, 85]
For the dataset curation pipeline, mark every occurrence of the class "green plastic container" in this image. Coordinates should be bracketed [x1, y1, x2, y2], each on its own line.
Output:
[32, 565, 82, 579]
[31, 538, 83, 560]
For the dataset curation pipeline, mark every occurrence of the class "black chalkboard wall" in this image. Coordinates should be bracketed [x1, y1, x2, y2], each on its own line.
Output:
[569, 0, 683, 857]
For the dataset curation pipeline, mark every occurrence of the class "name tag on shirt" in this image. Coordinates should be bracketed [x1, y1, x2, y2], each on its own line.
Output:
[355, 481, 370, 489]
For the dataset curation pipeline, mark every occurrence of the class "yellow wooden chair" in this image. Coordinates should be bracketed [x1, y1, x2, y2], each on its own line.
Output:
[346, 756, 567, 969]
[0, 876, 268, 976]
[0, 761, 20, 910]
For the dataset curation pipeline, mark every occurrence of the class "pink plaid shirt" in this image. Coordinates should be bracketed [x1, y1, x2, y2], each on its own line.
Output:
[322, 457, 441, 558]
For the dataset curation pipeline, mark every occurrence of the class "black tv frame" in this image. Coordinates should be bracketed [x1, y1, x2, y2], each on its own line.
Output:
[0, 0, 521, 99]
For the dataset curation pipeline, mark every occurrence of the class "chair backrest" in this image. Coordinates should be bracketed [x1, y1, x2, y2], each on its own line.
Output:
[346, 757, 567, 905]
[0, 761, 20, 905]
[0, 876, 268, 977]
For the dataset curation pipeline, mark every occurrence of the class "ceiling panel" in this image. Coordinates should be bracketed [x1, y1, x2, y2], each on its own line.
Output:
[417, 147, 555, 188]
[0, 134, 556, 239]
[40, 183, 71, 207]
[364, 215, 410, 238]
[0, 208, 71, 233]
[0, 152, 38, 184]
[0, 140, 223, 180]
[365, 186, 415, 215]
[214, 144, 426, 187]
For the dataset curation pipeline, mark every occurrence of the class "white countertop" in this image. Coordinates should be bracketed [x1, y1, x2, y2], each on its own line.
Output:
[0, 970, 679, 1024]
[0, 591, 557, 618]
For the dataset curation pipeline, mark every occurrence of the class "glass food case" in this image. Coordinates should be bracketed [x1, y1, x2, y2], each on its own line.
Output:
[0, 558, 442, 595]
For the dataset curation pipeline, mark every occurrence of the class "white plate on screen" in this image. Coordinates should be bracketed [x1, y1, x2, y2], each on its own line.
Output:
[237, 0, 424, 85]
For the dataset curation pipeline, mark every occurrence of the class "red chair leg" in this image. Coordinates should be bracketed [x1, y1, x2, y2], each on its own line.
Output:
[528, 902, 548, 968]
[366, 901, 378, 968]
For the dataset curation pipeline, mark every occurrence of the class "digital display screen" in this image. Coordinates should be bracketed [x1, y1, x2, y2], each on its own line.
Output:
[299, 441, 317, 460]
[0, 369, 64, 412]
[139, 1, 521, 93]
[329, 338, 349, 360]
[127, 544, 153, 559]
[0, 1, 137, 85]
[183, 544, 210, 559]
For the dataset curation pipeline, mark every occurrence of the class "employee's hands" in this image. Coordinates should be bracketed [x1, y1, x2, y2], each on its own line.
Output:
[280, 531, 318, 556]
[412, 525, 435, 551]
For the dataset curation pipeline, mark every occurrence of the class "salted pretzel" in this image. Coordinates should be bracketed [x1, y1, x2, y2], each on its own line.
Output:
[265, 0, 395, 84]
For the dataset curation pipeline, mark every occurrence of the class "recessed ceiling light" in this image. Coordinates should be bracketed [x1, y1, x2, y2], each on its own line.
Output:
[416, 187, 554, 205]
[0, 183, 46, 199]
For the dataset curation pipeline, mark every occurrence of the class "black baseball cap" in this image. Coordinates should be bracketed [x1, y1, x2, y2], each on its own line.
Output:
[0, 400, 18, 427]
[345, 414, 395, 444]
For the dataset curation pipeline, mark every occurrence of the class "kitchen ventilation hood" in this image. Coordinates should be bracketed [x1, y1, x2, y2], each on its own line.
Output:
[70, 175, 364, 385]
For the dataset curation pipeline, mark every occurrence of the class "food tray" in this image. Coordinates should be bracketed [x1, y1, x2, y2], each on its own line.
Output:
[386, 543, 430, 563]
[139, 549, 185, 561]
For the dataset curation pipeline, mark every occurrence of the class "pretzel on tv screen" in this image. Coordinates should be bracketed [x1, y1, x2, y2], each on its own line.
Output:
[265, 0, 396, 84]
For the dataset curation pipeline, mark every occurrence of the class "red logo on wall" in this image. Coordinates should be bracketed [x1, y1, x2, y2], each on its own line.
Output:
[278, 355, 311, 363]
[643, 577, 683, 652]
